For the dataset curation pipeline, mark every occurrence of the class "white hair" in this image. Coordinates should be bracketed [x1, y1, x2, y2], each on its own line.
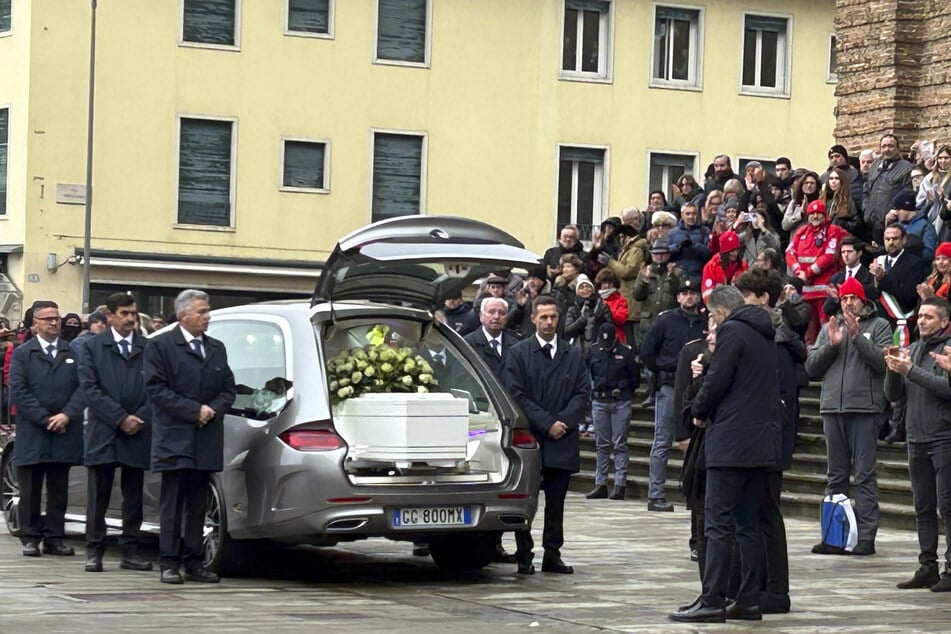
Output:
[174, 289, 209, 317]
[480, 297, 509, 315]
[859, 149, 875, 159]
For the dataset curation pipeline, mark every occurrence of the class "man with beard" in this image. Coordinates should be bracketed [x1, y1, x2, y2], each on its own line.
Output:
[885, 297, 951, 591]
[504, 296, 589, 575]
[669, 284, 781, 623]
[704, 154, 737, 193]
[863, 134, 913, 244]
[639, 280, 705, 512]
[806, 278, 891, 557]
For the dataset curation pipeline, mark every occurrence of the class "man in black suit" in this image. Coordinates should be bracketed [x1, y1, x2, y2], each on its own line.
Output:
[823, 236, 880, 318]
[79, 293, 153, 573]
[9, 300, 86, 557]
[503, 296, 589, 575]
[144, 289, 236, 584]
[871, 224, 931, 327]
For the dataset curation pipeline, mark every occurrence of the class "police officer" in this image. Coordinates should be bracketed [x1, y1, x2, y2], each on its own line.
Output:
[639, 280, 705, 511]
[585, 323, 639, 500]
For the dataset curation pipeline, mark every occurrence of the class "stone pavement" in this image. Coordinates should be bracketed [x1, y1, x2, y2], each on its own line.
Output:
[0, 493, 948, 633]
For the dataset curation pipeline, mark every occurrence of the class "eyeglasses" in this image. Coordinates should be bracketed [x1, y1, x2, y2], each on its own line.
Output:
[34, 316, 61, 323]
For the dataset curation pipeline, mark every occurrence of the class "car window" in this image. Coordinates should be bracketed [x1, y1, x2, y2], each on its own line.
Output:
[209, 319, 292, 419]
[322, 317, 498, 430]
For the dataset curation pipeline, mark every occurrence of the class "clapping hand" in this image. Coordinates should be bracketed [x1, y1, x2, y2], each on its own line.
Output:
[827, 316, 845, 346]
[884, 349, 912, 376]
[930, 345, 951, 373]
[690, 353, 704, 378]
[841, 309, 860, 339]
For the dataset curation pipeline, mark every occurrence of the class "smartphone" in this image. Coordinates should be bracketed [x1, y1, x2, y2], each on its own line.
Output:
[743, 212, 757, 222]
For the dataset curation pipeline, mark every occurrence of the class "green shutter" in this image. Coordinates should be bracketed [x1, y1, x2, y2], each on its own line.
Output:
[183, 0, 236, 46]
[372, 134, 422, 222]
[377, 0, 427, 63]
[0, 108, 7, 215]
[288, 0, 329, 34]
[560, 146, 604, 164]
[178, 119, 233, 226]
[0, 0, 11, 32]
[283, 141, 325, 189]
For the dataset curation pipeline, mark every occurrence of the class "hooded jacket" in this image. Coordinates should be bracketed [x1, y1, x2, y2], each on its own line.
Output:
[691, 305, 782, 469]
[606, 236, 648, 322]
[785, 218, 850, 302]
[585, 323, 639, 401]
[884, 325, 951, 443]
[805, 302, 892, 415]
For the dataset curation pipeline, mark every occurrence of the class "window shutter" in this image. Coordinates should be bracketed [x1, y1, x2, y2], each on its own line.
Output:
[746, 15, 786, 33]
[178, 119, 233, 226]
[283, 141, 325, 189]
[0, 0, 11, 32]
[560, 146, 604, 164]
[566, 0, 609, 12]
[656, 6, 694, 22]
[372, 134, 422, 222]
[183, 0, 236, 46]
[377, 0, 426, 63]
[288, 0, 329, 34]
[0, 109, 7, 215]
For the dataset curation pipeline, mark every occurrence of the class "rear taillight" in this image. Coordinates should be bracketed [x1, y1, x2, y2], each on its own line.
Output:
[512, 429, 538, 449]
[279, 428, 344, 451]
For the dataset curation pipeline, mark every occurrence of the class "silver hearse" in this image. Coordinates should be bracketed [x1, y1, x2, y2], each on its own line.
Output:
[1, 216, 542, 573]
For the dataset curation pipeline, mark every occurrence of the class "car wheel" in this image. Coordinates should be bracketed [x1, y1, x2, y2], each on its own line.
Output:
[1, 449, 21, 536]
[427, 532, 497, 572]
[203, 479, 255, 576]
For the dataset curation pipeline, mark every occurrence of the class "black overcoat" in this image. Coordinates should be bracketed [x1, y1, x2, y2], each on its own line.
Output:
[691, 305, 782, 470]
[79, 330, 152, 469]
[463, 328, 519, 381]
[9, 337, 86, 466]
[502, 336, 589, 472]
[144, 327, 236, 472]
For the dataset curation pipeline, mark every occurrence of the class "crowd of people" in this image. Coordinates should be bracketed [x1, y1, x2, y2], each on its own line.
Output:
[439, 134, 951, 622]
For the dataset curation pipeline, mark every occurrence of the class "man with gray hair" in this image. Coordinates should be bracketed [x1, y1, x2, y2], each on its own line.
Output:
[144, 289, 235, 584]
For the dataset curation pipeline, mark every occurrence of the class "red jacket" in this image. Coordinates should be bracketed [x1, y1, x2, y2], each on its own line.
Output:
[785, 221, 850, 301]
[701, 256, 749, 301]
[602, 291, 628, 343]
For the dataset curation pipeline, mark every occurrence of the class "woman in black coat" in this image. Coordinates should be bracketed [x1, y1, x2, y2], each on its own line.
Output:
[563, 275, 609, 353]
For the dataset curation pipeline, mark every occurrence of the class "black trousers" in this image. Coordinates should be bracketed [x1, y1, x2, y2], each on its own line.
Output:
[85, 463, 145, 558]
[515, 468, 572, 563]
[702, 467, 767, 609]
[760, 470, 789, 597]
[158, 469, 211, 572]
[907, 439, 951, 568]
[17, 463, 70, 544]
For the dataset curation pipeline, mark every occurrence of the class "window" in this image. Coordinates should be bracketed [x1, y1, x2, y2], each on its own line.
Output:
[827, 34, 837, 83]
[286, 0, 331, 36]
[651, 5, 702, 88]
[177, 117, 235, 227]
[0, 108, 7, 215]
[557, 146, 607, 241]
[561, 0, 613, 81]
[649, 152, 695, 199]
[182, 0, 239, 47]
[741, 14, 790, 96]
[281, 139, 328, 192]
[1, 0, 11, 34]
[372, 132, 425, 223]
[209, 319, 291, 418]
[375, 0, 429, 65]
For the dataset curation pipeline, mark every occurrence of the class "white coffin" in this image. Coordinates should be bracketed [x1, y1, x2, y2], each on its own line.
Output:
[333, 392, 469, 462]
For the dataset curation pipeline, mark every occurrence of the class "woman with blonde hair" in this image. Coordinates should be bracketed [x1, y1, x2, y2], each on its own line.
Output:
[917, 145, 951, 242]
[822, 166, 864, 239]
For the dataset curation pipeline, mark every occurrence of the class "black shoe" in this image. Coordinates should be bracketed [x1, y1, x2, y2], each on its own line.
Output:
[668, 602, 726, 623]
[22, 542, 41, 557]
[493, 545, 517, 564]
[725, 601, 762, 621]
[120, 555, 154, 571]
[541, 557, 573, 574]
[517, 561, 535, 575]
[811, 542, 848, 555]
[647, 499, 674, 512]
[160, 568, 183, 585]
[760, 592, 791, 614]
[885, 421, 905, 444]
[689, 549, 699, 562]
[85, 556, 103, 573]
[640, 396, 654, 409]
[43, 540, 75, 556]
[608, 485, 626, 500]
[676, 595, 702, 613]
[184, 567, 220, 583]
[412, 543, 430, 557]
[897, 565, 940, 589]
[931, 572, 951, 592]
[586, 484, 609, 499]
[851, 541, 876, 556]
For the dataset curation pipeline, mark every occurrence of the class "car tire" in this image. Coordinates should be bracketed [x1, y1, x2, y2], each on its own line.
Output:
[427, 532, 497, 572]
[204, 478, 257, 577]
[0, 448, 20, 537]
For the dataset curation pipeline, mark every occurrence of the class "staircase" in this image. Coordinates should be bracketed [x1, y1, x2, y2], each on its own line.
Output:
[571, 382, 916, 531]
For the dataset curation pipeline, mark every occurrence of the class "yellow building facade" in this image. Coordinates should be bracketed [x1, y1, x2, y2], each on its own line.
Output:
[0, 0, 837, 318]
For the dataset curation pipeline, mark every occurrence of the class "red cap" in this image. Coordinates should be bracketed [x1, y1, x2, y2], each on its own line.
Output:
[838, 276, 866, 303]
[806, 199, 827, 217]
[720, 230, 741, 252]
[936, 242, 951, 259]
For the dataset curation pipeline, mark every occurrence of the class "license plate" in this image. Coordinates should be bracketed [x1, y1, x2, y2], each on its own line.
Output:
[392, 506, 472, 528]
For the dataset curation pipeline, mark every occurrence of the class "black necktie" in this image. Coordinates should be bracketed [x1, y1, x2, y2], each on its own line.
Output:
[118, 339, 130, 359]
[490, 339, 501, 356]
[845, 269, 853, 280]
[46, 344, 56, 360]
[543, 343, 553, 360]
[885, 258, 893, 273]
[191, 339, 204, 358]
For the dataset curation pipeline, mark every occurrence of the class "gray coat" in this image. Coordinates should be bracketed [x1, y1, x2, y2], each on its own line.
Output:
[79, 330, 152, 469]
[144, 327, 236, 472]
[9, 337, 86, 466]
[862, 157, 912, 241]
[805, 306, 892, 414]
[884, 327, 951, 443]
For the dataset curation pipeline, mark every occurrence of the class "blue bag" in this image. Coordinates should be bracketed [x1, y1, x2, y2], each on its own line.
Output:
[819, 494, 858, 552]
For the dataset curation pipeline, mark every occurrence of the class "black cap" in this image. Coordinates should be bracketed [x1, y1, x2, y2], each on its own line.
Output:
[486, 275, 508, 285]
[650, 239, 671, 254]
[892, 190, 917, 212]
[678, 279, 700, 294]
[829, 144, 850, 160]
[615, 224, 637, 238]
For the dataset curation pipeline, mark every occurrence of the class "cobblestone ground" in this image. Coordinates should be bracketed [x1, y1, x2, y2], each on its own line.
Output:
[0, 493, 947, 633]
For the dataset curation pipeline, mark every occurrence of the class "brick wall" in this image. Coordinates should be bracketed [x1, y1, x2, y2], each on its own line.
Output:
[833, 0, 951, 155]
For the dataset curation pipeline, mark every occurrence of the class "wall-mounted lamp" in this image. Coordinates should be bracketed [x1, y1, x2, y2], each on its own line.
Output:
[47, 253, 79, 274]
